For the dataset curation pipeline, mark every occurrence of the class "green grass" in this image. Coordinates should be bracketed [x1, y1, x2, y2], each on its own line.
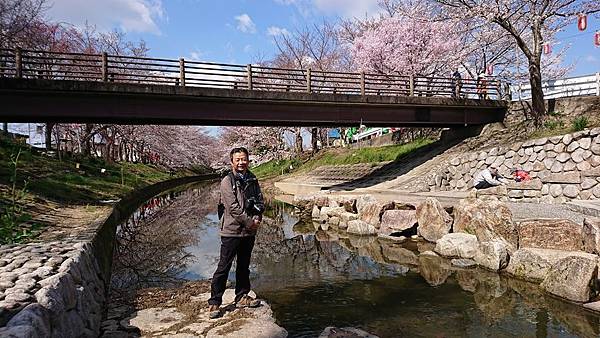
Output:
[571, 116, 589, 132]
[252, 138, 434, 179]
[0, 136, 178, 203]
[251, 158, 303, 179]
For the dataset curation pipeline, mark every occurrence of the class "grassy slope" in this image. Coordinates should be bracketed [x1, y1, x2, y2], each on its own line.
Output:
[0, 137, 176, 204]
[252, 138, 433, 179]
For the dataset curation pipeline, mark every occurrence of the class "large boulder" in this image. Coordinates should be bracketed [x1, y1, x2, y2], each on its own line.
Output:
[434, 233, 478, 259]
[416, 198, 453, 242]
[379, 209, 417, 236]
[583, 217, 600, 254]
[541, 254, 599, 302]
[355, 195, 377, 213]
[328, 195, 357, 213]
[518, 219, 584, 251]
[474, 240, 509, 271]
[505, 248, 594, 283]
[347, 220, 377, 236]
[453, 198, 517, 252]
[358, 201, 394, 228]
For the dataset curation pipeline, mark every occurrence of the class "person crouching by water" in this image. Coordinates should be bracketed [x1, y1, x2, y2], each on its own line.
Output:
[208, 147, 264, 319]
[473, 167, 506, 189]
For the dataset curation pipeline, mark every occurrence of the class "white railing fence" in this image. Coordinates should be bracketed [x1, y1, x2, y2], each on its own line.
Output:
[511, 73, 600, 101]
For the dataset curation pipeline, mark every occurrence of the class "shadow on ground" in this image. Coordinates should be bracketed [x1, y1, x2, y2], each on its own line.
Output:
[325, 137, 464, 191]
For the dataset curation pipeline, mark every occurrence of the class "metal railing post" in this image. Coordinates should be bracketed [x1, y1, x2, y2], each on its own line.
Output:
[101, 52, 108, 82]
[360, 71, 365, 96]
[247, 64, 253, 90]
[15, 48, 22, 78]
[409, 75, 414, 96]
[306, 68, 312, 93]
[179, 58, 185, 86]
[596, 72, 600, 96]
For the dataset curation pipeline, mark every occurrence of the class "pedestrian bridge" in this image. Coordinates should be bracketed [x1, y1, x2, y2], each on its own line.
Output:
[0, 49, 508, 127]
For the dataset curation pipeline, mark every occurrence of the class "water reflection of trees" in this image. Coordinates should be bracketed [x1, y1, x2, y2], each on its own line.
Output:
[111, 182, 220, 293]
[253, 210, 600, 338]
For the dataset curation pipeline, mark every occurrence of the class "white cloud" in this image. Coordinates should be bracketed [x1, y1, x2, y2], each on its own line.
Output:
[267, 26, 290, 37]
[585, 55, 598, 63]
[243, 44, 253, 53]
[189, 50, 204, 61]
[47, 0, 165, 34]
[234, 13, 256, 33]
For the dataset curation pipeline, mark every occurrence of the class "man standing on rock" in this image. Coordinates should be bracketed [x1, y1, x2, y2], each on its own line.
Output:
[209, 147, 264, 319]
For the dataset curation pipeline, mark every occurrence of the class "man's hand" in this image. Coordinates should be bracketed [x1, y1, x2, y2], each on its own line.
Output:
[249, 216, 261, 231]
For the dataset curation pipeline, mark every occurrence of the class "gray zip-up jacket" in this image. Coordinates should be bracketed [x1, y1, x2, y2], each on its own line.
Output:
[219, 170, 264, 237]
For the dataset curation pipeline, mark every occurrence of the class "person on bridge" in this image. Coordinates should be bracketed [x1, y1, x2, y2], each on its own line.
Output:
[473, 167, 506, 189]
[208, 147, 264, 319]
[451, 69, 462, 98]
[477, 73, 488, 99]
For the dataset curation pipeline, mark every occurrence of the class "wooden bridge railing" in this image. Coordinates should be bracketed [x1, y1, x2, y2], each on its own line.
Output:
[0, 48, 504, 100]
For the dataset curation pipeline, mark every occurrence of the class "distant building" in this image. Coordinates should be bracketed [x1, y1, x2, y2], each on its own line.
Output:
[5, 123, 45, 148]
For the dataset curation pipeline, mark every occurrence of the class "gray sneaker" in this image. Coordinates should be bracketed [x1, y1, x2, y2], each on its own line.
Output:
[236, 295, 260, 308]
[208, 304, 221, 319]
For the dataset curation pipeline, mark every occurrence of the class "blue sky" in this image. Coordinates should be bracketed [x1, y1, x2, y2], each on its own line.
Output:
[45, 0, 598, 76]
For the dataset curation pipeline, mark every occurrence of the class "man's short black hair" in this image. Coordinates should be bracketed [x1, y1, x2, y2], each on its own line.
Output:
[230, 147, 249, 161]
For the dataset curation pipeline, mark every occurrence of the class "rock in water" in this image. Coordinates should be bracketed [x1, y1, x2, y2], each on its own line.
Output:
[416, 198, 452, 242]
[541, 254, 599, 302]
[434, 233, 478, 259]
[518, 219, 584, 251]
[474, 240, 508, 271]
[319, 327, 379, 338]
[453, 198, 517, 252]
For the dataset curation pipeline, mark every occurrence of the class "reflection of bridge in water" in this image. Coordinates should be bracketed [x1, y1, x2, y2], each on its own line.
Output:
[0, 48, 507, 126]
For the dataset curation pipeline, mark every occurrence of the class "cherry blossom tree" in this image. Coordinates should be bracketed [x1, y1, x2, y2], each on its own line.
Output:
[351, 2, 464, 77]
[433, 0, 600, 122]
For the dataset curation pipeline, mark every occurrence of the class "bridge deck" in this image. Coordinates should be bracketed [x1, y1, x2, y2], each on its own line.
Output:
[0, 78, 507, 126]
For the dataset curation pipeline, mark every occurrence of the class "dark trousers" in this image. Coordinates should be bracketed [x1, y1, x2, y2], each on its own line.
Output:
[474, 181, 493, 189]
[209, 236, 255, 306]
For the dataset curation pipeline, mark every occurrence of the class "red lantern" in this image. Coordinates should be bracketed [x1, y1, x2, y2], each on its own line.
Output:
[595, 31, 600, 47]
[486, 64, 494, 76]
[543, 43, 552, 54]
[578, 14, 587, 31]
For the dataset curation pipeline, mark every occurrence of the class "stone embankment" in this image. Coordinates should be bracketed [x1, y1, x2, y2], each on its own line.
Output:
[293, 192, 600, 310]
[0, 174, 218, 337]
[427, 128, 600, 203]
[0, 240, 105, 337]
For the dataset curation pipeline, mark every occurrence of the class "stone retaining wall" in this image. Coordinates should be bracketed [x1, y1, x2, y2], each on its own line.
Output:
[0, 174, 217, 337]
[427, 128, 600, 202]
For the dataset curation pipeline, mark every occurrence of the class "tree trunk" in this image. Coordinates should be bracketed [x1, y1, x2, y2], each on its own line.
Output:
[45, 123, 54, 150]
[311, 127, 319, 154]
[2, 123, 7, 134]
[294, 128, 303, 154]
[82, 124, 93, 156]
[528, 60, 545, 124]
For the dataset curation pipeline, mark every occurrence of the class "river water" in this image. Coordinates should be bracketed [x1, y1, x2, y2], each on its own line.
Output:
[110, 183, 600, 338]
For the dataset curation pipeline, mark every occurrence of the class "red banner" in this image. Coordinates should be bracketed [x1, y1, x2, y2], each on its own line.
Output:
[578, 14, 587, 31]
[486, 64, 494, 76]
[595, 31, 600, 47]
[543, 43, 552, 54]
